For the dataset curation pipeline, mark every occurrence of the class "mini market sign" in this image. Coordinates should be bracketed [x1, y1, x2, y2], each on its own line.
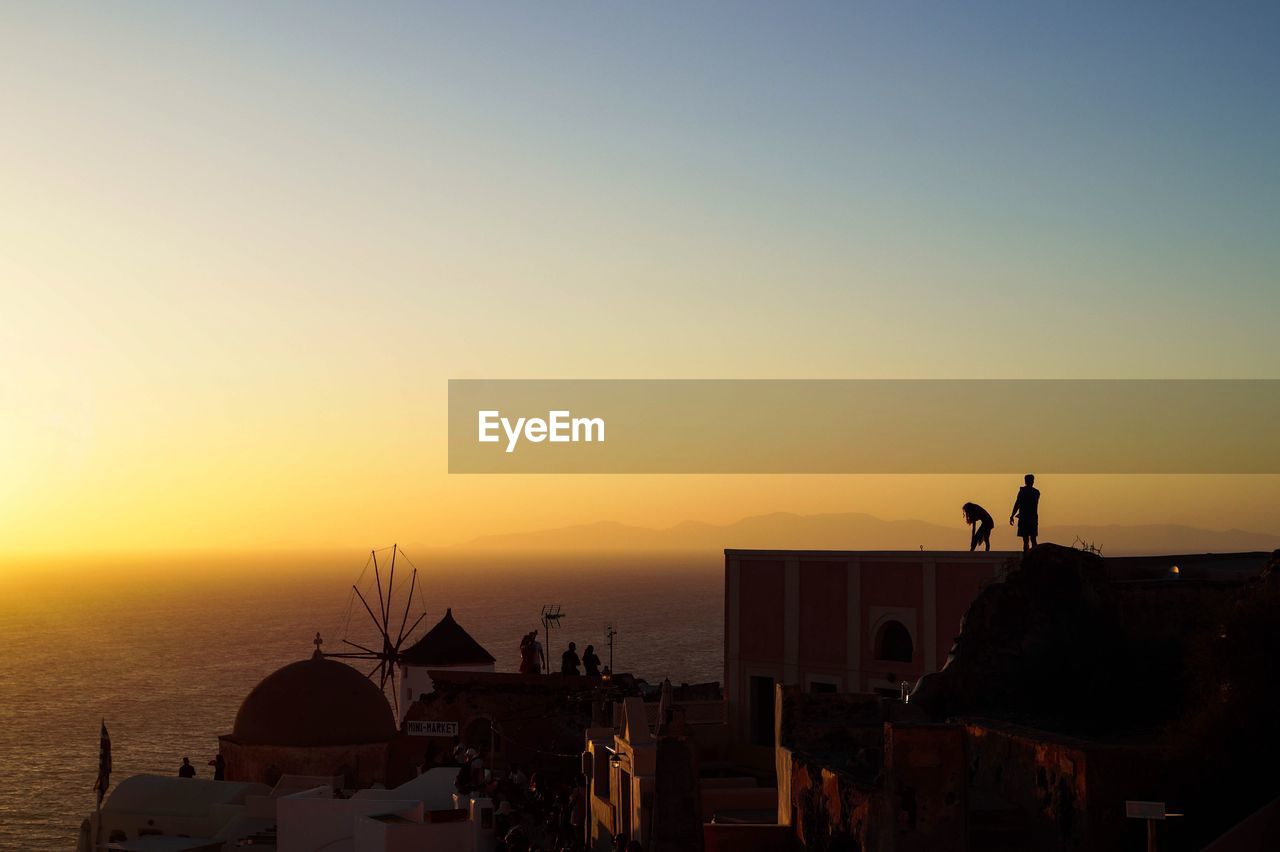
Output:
[407, 720, 459, 737]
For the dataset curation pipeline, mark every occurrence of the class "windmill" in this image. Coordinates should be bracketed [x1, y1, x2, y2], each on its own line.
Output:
[326, 544, 428, 717]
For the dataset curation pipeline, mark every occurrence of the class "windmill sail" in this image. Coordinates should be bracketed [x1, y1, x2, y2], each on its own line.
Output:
[326, 544, 429, 717]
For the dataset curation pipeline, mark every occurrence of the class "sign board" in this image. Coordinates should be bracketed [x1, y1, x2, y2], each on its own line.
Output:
[1125, 801, 1165, 820]
[407, 720, 459, 737]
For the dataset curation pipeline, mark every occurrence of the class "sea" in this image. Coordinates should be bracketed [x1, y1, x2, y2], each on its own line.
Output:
[0, 550, 723, 850]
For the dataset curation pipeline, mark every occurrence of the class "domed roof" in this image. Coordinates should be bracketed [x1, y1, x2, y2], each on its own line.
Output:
[232, 649, 396, 747]
[401, 608, 495, 667]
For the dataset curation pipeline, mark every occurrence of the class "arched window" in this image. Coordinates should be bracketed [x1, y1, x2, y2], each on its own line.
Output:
[874, 620, 914, 663]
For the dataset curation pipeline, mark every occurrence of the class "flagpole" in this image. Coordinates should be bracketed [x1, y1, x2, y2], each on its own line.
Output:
[94, 718, 109, 851]
[94, 717, 101, 850]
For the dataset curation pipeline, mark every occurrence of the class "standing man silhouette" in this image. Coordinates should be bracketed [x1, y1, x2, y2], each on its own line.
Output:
[1010, 473, 1040, 551]
[561, 641, 581, 676]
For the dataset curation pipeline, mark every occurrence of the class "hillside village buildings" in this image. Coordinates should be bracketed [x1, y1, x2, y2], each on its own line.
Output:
[81, 545, 1279, 851]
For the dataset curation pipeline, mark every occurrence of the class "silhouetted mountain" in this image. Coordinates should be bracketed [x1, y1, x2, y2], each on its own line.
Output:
[459, 512, 1280, 556]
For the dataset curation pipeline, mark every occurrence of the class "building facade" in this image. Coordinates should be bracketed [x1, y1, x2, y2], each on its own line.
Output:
[724, 548, 1015, 746]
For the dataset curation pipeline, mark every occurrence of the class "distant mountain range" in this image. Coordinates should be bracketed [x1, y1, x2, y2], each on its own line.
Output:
[459, 511, 1280, 557]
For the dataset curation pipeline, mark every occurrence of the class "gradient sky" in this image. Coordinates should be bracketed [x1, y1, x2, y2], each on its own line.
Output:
[3, 3, 1279, 555]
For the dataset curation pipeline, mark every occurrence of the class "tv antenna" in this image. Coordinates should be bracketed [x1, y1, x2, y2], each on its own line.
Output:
[605, 623, 618, 673]
[327, 544, 429, 718]
[541, 604, 565, 672]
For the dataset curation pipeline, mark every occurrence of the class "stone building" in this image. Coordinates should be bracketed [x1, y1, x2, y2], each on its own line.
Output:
[219, 644, 397, 788]
[392, 669, 616, 784]
[724, 548, 1014, 751]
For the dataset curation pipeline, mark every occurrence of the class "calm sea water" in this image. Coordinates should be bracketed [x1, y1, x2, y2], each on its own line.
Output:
[0, 552, 723, 850]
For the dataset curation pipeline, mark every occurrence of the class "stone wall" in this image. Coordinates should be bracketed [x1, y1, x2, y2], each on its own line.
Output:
[218, 737, 389, 788]
[776, 685, 893, 850]
[884, 723, 966, 852]
[963, 720, 1172, 852]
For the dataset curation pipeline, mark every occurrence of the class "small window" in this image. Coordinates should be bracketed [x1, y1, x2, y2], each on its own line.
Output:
[874, 620, 914, 663]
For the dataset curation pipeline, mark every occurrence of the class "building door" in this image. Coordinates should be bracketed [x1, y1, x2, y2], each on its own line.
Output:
[749, 675, 775, 746]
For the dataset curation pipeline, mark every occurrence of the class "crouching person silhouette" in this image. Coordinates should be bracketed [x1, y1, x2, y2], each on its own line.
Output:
[962, 502, 994, 552]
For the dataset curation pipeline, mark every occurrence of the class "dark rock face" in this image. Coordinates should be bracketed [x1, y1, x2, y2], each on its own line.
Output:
[848, 545, 1280, 849]
[1167, 549, 1280, 843]
[913, 543, 1237, 736]
[905, 545, 1280, 847]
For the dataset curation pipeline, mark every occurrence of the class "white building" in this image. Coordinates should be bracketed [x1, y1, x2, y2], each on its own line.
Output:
[398, 608, 496, 720]
[79, 769, 496, 852]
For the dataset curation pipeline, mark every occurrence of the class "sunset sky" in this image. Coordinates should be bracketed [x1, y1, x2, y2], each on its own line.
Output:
[3, 3, 1279, 557]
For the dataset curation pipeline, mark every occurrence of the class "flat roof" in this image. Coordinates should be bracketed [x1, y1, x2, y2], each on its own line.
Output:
[1106, 551, 1270, 581]
[1106, 551, 1270, 565]
[725, 549, 1019, 558]
[724, 548, 1270, 582]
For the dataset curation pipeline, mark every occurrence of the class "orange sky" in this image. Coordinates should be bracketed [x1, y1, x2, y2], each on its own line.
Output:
[3, 6, 1279, 560]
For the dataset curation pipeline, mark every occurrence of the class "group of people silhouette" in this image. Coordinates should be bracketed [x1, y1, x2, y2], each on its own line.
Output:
[518, 631, 604, 677]
[556, 641, 602, 677]
[962, 474, 1040, 552]
[176, 753, 224, 780]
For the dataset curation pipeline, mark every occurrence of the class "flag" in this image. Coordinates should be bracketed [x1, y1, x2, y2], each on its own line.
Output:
[93, 720, 111, 806]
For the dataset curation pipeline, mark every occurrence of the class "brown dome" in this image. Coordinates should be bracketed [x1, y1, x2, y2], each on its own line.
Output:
[232, 652, 395, 747]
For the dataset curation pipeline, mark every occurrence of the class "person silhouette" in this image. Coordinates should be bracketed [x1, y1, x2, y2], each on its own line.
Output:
[178, 757, 195, 778]
[1010, 473, 1040, 551]
[561, 641, 581, 676]
[962, 502, 994, 552]
[582, 644, 601, 677]
[518, 632, 540, 675]
[532, 629, 546, 673]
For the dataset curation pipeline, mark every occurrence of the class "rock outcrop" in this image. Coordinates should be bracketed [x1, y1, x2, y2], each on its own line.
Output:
[913, 543, 1240, 735]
